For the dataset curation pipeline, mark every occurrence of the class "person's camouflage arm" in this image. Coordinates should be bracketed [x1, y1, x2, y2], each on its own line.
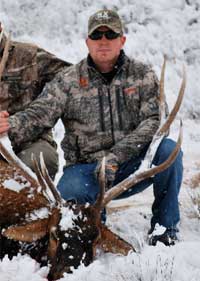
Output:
[8, 72, 67, 148]
[36, 47, 72, 88]
[111, 68, 160, 164]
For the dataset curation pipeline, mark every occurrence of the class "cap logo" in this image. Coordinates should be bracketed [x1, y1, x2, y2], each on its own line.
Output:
[95, 11, 110, 20]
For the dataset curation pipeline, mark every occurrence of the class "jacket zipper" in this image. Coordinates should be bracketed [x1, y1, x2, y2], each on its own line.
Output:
[115, 86, 123, 131]
[98, 88, 105, 132]
[107, 87, 115, 145]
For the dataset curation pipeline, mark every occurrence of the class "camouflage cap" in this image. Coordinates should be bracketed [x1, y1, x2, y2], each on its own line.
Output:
[88, 9, 123, 36]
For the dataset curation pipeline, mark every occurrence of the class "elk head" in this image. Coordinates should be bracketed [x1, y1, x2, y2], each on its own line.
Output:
[0, 57, 186, 280]
[0, 141, 102, 279]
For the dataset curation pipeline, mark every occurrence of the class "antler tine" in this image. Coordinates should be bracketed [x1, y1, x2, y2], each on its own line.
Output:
[0, 33, 11, 81]
[102, 121, 183, 207]
[39, 152, 62, 205]
[0, 135, 39, 187]
[31, 153, 55, 205]
[158, 64, 186, 135]
[138, 59, 186, 168]
[159, 54, 167, 125]
[93, 157, 106, 210]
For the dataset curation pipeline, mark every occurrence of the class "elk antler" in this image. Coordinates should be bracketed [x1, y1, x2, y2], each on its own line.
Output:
[32, 152, 62, 206]
[31, 153, 55, 205]
[144, 56, 186, 167]
[159, 66, 186, 135]
[93, 157, 106, 210]
[39, 153, 62, 205]
[0, 134, 62, 213]
[0, 136, 52, 225]
[0, 33, 11, 81]
[0, 135, 39, 188]
[101, 58, 186, 207]
[159, 55, 167, 125]
[102, 122, 182, 206]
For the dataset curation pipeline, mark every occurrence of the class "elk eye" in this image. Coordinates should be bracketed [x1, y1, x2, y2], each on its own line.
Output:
[50, 227, 59, 240]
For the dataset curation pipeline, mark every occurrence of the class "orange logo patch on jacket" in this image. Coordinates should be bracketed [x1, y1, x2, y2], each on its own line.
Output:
[124, 86, 137, 95]
[79, 77, 88, 88]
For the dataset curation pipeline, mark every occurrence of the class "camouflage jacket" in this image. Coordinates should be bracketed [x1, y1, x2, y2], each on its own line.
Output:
[0, 35, 71, 152]
[9, 51, 160, 166]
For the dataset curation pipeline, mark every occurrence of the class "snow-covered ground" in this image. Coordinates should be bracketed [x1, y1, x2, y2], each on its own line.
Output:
[0, 0, 200, 280]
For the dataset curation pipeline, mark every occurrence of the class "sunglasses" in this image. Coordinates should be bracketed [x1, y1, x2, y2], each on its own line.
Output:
[89, 30, 120, 40]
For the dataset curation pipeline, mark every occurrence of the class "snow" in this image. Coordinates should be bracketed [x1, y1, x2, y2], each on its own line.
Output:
[149, 223, 166, 236]
[0, 254, 48, 281]
[27, 208, 50, 221]
[59, 206, 79, 231]
[0, 0, 200, 280]
[3, 179, 27, 192]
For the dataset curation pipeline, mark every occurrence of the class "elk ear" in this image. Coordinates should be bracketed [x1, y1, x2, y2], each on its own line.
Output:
[48, 226, 59, 259]
[47, 208, 60, 259]
[2, 218, 49, 242]
[99, 225, 135, 255]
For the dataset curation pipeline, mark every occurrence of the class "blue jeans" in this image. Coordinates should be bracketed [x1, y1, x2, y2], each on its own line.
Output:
[57, 138, 183, 231]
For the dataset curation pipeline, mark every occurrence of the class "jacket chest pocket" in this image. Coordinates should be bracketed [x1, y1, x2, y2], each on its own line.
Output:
[122, 85, 140, 108]
[2, 67, 38, 112]
[113, 85, 140, 131]
[68, 88, 100, 125]
[3, 62, 37, 88]
[3, 69, 27, 92]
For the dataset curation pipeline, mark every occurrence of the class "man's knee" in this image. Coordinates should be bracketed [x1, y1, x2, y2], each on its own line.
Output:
[154, 138, 183, 164]
[57, 173, 87, 202]
[57, 163, 99, 204]
[17, 139, 58, 180]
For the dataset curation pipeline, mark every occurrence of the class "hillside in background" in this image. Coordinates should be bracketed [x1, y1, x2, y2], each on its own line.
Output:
[1, 0, 200, 118]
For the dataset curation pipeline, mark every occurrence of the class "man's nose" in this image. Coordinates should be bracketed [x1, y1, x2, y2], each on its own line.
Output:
[100, 35, 109, 42]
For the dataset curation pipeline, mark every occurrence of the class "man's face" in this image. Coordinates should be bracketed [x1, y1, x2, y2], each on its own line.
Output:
[86, 26, 126, 66]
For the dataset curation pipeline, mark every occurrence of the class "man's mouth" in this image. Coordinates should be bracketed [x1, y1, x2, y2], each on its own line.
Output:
[98, 49, 110, 52]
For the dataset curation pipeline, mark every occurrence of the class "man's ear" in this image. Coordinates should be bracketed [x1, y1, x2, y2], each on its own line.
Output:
[120, 36, 126, 48]
[86, 38, 89, 47]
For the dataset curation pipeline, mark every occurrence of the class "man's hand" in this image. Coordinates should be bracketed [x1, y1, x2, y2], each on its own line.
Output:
[95, 153, 119, 190]
[0, 111, 10, 134]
